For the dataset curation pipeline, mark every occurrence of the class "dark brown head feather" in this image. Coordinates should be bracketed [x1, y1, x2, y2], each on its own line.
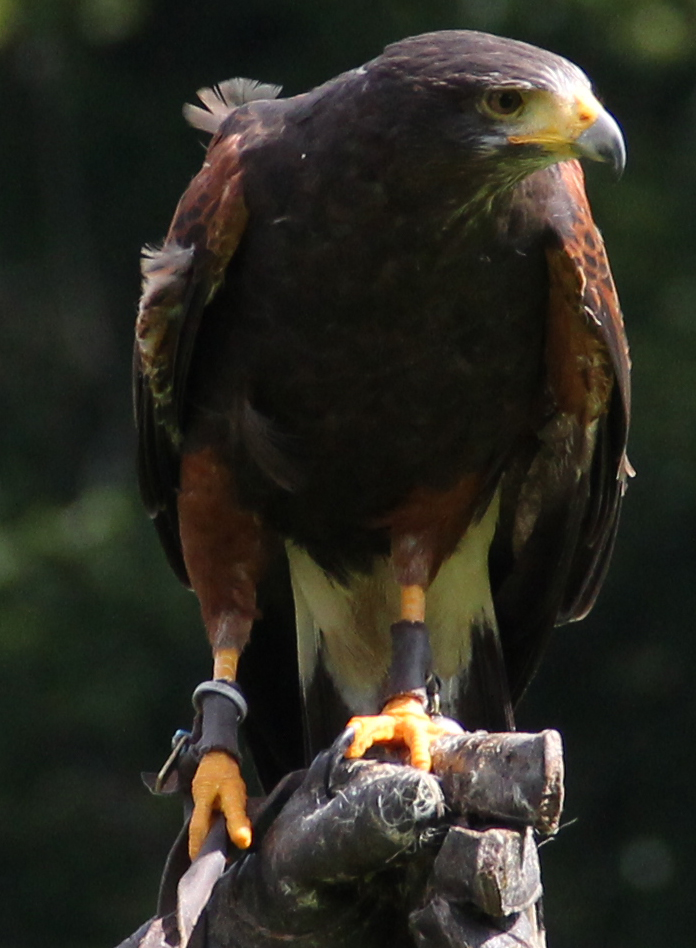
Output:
[378, 30, 590, 96]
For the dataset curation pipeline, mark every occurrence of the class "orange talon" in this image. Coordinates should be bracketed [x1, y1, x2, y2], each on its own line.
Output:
[345, 695, 452, 771]
[189, 750, 252, 860]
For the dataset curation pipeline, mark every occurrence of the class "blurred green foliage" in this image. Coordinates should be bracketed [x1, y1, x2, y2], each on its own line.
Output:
[1, 1, 694, 945]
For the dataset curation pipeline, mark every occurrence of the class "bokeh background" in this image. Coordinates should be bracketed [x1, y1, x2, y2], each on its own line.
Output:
[1, 1, 694, 945]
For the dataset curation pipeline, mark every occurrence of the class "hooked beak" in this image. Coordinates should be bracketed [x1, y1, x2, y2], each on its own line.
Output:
[573, 106, 626, 175]
[507, 88, 626, 176]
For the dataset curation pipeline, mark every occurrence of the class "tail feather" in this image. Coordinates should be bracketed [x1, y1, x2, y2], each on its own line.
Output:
[449, 620, 515, 732]
[290, 558, 353, 761]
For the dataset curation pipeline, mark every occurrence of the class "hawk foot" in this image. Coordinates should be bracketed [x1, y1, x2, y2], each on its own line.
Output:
[189, 750, 252, 859]
[344, 695, 462, 771]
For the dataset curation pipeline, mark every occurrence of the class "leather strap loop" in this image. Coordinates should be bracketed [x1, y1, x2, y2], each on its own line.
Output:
[191, 680, 247, 762]
[386, 620, 432, 700]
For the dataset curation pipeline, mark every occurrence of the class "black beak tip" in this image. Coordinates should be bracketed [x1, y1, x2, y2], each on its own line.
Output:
[575, 109, 626, 177]
[604, 134, 627, 178]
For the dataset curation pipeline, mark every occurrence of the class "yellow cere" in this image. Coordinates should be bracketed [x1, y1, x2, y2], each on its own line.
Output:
[506, 87, 602, 152]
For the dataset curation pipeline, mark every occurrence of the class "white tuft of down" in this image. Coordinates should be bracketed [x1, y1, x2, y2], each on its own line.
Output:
[287, 491, 500, 716]
[183, 78, 283, 135]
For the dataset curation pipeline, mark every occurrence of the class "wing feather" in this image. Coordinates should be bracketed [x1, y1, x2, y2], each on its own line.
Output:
[550, 160, 631, 621]
[133, 131, 249, 582]
[494, 160, 631, 702]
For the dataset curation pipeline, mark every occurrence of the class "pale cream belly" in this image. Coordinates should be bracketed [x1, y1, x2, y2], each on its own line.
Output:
[287, 491, 500, 715]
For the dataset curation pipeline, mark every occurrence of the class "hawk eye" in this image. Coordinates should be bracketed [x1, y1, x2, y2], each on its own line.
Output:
[482, 89, 525, 118]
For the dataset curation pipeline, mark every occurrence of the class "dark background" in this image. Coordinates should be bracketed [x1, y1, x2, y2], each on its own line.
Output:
[1, 1, 694, 945]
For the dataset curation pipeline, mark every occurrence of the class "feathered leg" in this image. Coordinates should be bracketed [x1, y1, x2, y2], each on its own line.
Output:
[345, 530, 465, 770]
[178, 447, 271, 858]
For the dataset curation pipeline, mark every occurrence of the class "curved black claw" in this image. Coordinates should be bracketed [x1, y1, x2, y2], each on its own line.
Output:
[323, 727, 356, 799]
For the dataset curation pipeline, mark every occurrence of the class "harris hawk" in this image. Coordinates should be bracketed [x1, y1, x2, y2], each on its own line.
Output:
[135, 30, 631, 858]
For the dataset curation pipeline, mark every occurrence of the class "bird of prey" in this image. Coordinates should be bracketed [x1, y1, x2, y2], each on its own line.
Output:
[135, 30, 630, 858]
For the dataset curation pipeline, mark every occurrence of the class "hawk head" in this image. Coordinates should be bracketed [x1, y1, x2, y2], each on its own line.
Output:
[366, 31, 625, 183]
